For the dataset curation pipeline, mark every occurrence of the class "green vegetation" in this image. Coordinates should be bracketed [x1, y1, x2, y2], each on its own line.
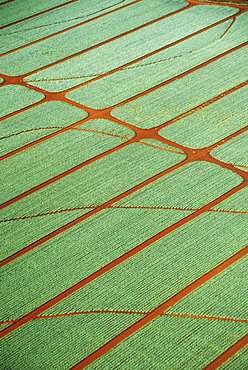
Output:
[88, 316, 247, 369]
[211, 131, 248, 168]
[0, 85, 43, 118]
[0, 101, 88, 156]
[166, 256, 248, 320]
[159, 84, 248, 149]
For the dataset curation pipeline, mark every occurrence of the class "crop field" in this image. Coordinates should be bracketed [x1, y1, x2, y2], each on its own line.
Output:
[0, 0, 247, 369]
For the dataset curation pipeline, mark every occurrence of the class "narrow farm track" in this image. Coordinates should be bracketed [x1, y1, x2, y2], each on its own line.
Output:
[1, 0, 247, 369]
[1, 204, 247, 224]
[1, 310, 247, 326]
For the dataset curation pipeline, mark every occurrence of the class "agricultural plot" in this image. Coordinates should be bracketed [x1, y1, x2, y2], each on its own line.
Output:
[0, 0, 247, 369]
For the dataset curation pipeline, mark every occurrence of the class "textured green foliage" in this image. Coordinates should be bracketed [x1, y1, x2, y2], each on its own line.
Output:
[159, 84, 248, 149]
[111, 45, 247, 128]
[0, 206, 192, 321]
[1, 0, 247, 368]
[0, 101, 88, 156]
[0, 0, 187, 75]
[0, 0, 137, 53]
[42, 210, 247, 317]
[0, 85, 43, 118]
[0, 141, 185, 219]
[211, 131, 248, 168]
[0, 208, 91, 260]
[211, 186, 248, 212]
[77, 118, 135, 139]
[115, 161, 242, 209]
[218, 346, 248, 369]
[166, 256, 248, 320]
[199, 0, 248, 5]
[1, 313, 139, 369]
[0, 0, 72, 27]
[0, 119, 129, 203]
[25, 0, 189, 92]
[88, 316, 247, 369]
[66, 7, 240, 106]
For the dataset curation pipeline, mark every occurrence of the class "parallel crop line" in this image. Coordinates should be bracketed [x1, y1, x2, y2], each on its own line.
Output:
[202, 334, 248, 370]
[0, 181, 246, 338]
[1, 126, 247, 266]
[0, 0, 79, 30]
[0, 0, 143, 56]
[1, 3, 192, 75]
[70, 246, 248, 369]
[25, 10, 242, 93]
[1, 44, 246, 165]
